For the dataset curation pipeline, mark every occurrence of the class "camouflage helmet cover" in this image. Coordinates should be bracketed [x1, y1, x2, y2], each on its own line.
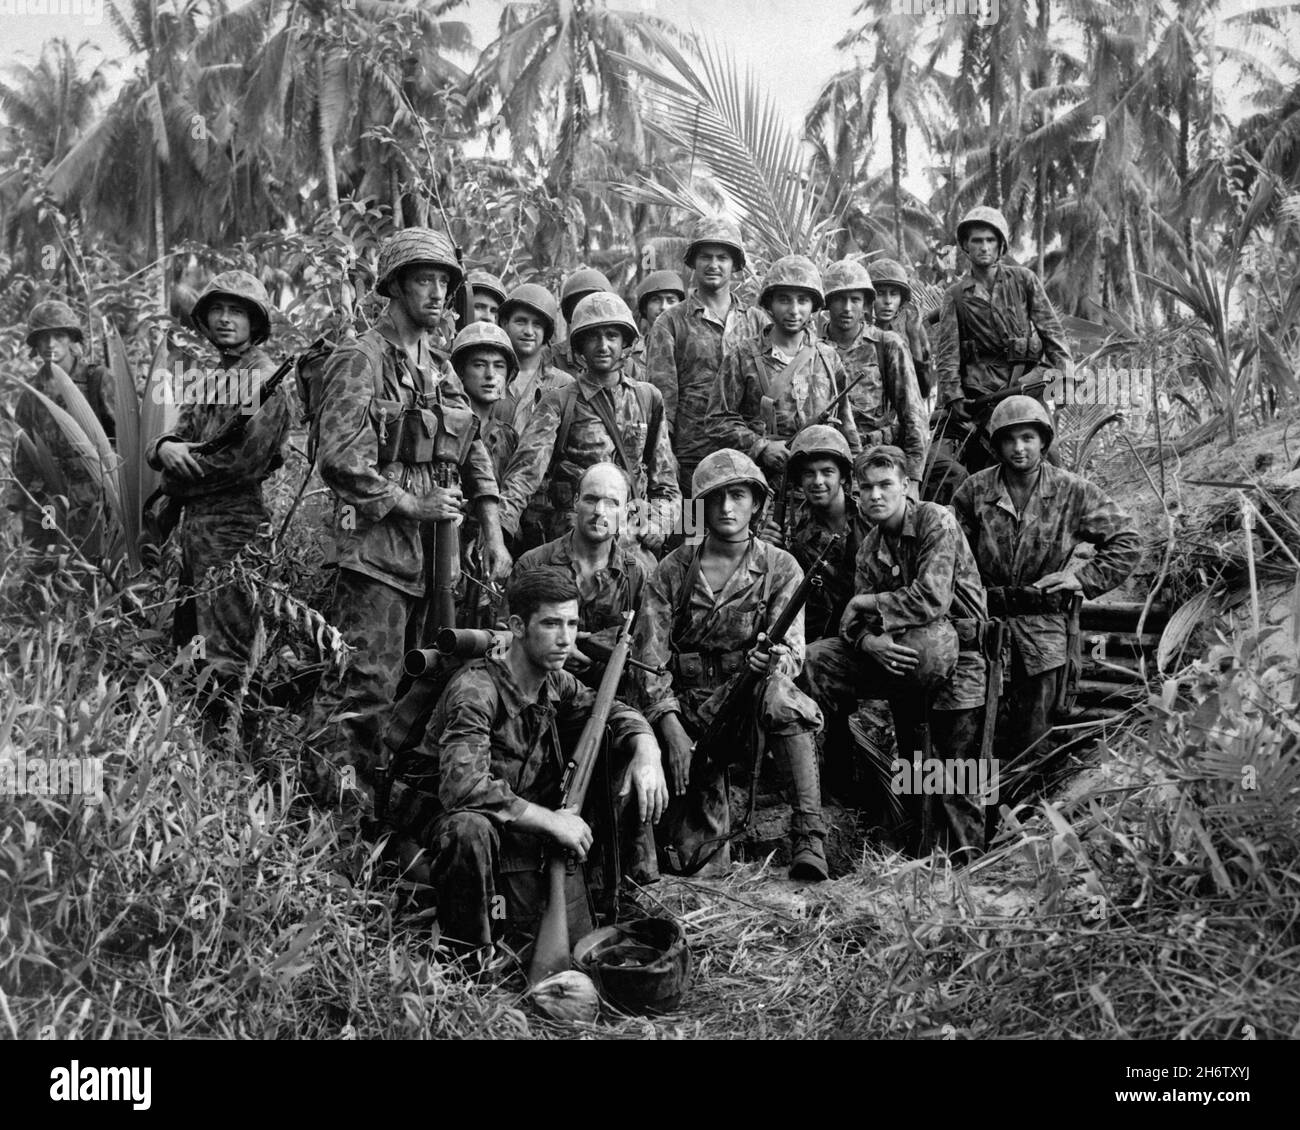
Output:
[760, 254, 825, 311]
[635, 269, 686, 314]
[788, 424, 853, 478]
[868, 258, 912, 302]
[821, 259, 875, 302]
[26, 300, 83, 349]
[376, 228, 463, 298]
[989, 394, 1055, 450]
[467, 269, 507, 305]
[499, 283, 560, 344]
[568, 292, 638, 348]
[450, 320, 518, 376]
[191, 269, 273, 345]
[956, 205, 1010, 253]
[691, 448, 768, 507]
[574, 917, 692, 1015]
[683, 215, 747, 271]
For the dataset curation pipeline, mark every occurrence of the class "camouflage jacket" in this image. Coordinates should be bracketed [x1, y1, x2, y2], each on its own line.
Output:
[499, 370, 681, 540]
[401, 651, 651, 827]
[820, 322, 929, 480]
[935, 263, 1072, 405]
[12, 356, 117, 502]
[633, 535, 806, 727]
[146, 343, 290, 504]
[952, 463, 1141, 676]
[646, 289, 769, 467]
[494, 362, 574, 438]
[314, 312, 499, 597]
[785, 497, 872, 643]
[707, 325, 862, 476]
[855, 498, 988, 709]
[874, 303, 932, 396]
[623, 336, 648, 384]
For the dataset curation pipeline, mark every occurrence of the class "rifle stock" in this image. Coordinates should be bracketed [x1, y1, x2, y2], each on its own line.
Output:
[528, 611, 636, 986]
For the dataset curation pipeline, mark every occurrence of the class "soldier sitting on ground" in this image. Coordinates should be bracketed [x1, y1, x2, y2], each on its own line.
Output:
[803, 445, 990, 856]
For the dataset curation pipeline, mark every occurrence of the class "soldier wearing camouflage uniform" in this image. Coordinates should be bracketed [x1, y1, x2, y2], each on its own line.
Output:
[647, 216, 768, 498]
[707, 256, 862, 509]
[507, 462, 654, 688]
[870, 258, 933, 398]
[817, 259, 927, 496]
[934, 206, 1074, 474]
[500, 293, 679, 555]
[761, 426, 871, 643]
[10, 299, 117, 558]
[625, 269, 685, 382]
[468, 270, 507, 324]
[633, 449, 828, 881]
[304, 228, 511, 810]
[803, 446, 990, 855]
[383, 569, 667, 953]
[951, 397, 1140, 801]
[149, 271, 291, 732]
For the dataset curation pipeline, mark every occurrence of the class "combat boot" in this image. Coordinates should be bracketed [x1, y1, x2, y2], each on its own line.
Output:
[774, 733, 828, 881]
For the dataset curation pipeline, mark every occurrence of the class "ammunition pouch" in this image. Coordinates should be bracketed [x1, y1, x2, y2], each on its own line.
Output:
[1005, 331, 1043, 367]
[372, 399, 479, 468]
[672, 649, 746, 689]
[985, 586, 1074, 617]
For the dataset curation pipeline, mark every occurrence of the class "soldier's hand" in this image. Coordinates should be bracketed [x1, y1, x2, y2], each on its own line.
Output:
[660, 714, 693, 798]
[416, 484, 465, 522]
[480, 536, 512, 583]
[946, 398, 971, 424]
[567, 634, 594, 672]
[756, 514, 784, 546]
[860, 634, 920, 675]
[839, 594, 873, 638]
[759, 441, 791, 472]
[745, 633, 787, 675]
[638, 523, 665, 553]
[157, 440, 203, 479]
[619, 739, 669, 824]
[1034, 571, 1083, 595]
[547, 809, 594, 860]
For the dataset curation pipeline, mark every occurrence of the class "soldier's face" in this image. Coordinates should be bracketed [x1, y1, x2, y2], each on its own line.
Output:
[33, 330, 75, 367]
[998, 424, 1044, 472]
[827, 291, 867, 333]
[505, 310, 547, 358]
[963, 229, 1002, 267]
[873, 286, 903, 323]
[799, 459, 843, 510]
[513, 600, 580, 672]
[575, 469, 628, 543]
[704, 484, 758, 537]
[766, 289, 815, 335]
[857, 465, 906, 525]
[577, 327, 625, 375]
[459, 348, 509, 405]
[205, 300, 252, 349]
[642, 292, 680, 327]
[472, 292, 500, 323]
[693, 247, 735, 293]
[397, 266, 453, 328]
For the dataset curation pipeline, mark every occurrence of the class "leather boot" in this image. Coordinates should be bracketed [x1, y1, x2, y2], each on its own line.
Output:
[774, 733, 828, 881]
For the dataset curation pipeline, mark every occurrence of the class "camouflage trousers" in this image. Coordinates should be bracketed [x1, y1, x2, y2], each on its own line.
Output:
[803, 636, 987, 856]
[998, 656, 1064, 806]
[15, 477, 108, 564]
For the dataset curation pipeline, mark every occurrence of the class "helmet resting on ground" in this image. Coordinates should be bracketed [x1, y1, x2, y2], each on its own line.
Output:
[683, 215, 746, 272]
[376, 228, 463, 299]
[568, 292, 638, 349]
[498, 283, 560, 344]
[760, 254, 825, 311]
[574, 917, 692, 1016]
[450, 321, 518, 377]
[191, 270, 273, 345]
[26, 300, 83, 349]
[955, 206, 1010, 254]
[692, 448, 768, 507]
[988, 394, 1054, 450]
[822, 259, 875, 303]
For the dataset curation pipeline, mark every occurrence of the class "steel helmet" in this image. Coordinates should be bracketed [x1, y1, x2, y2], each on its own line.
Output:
[683, 214, 746, 271]
[989, 394, 1054, 450]
[26, 300, 83, 349]
[560, 267, 613, 320]
[568, 292, 639, 349]
[574, 917, 692, 1016]
[956, 206, 1010, 253]
[788, 424, 853, 479]
[760, 255, 825, 311]
[468, 269, 507, 306]
[822, 259, 875, 303]
[691, 448, 768, 507]
[869, 258, 912, 303]
[635, 269, 686, 315]
[498, 283, 560, 344]
[375, 228, 463, 298]
[191, 270, 273, 345]
[450, 321, 518, 377]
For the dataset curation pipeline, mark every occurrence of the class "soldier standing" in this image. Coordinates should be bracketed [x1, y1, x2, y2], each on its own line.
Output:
[869, 258, 933, 398]
[707, 255, 861, 518]
[384, 569, 667, 955]
[626, 269, 685, 381]
[951, 396, 1140, 801]
[468, 270, 507, 324]
[500, 293, 679, 555]
[149, 271, 291, 737]
[818, 259, 927, 498]
[10, 299, 117, 559]
[304, 228, 511, 810]
[762, 425, 870, 644]
[934, 206, 1074, 474]
[634, 449, 828, 881]
[647, 215, 768, 498]
[803, 446, 990, 855]
[550, 267, 614, 375]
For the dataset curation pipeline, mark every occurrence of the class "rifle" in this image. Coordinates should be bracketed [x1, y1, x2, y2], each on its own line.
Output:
[528, 610, 636, 986]
[812, 366, 874, 427]
[405, 627, 666, 679]
[979, 618, 1007, 846]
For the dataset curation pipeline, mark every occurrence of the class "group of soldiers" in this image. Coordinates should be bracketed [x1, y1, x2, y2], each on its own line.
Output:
[8, 204, 1142, 962]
